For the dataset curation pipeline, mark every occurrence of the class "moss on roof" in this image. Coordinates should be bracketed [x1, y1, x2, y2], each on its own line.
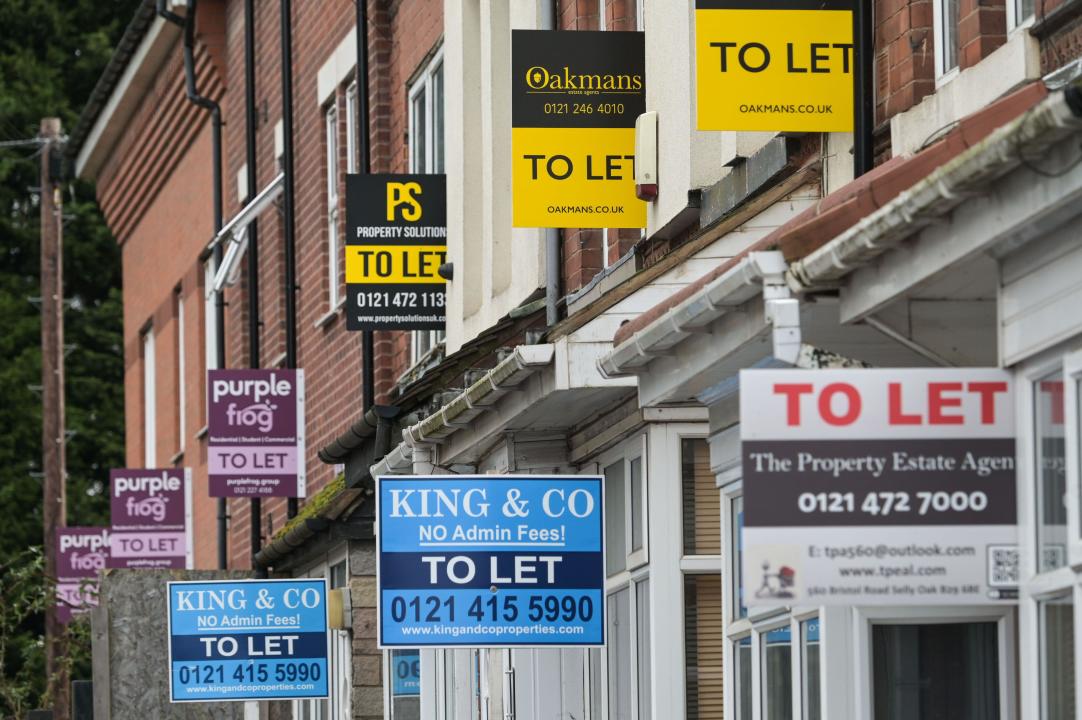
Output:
[272, 473, 346, 542]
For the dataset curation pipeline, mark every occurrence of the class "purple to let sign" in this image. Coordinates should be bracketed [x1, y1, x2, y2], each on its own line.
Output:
[107, 468, 193, 569]
[57, 527, 110, 623]
[207, 369, 306, 498]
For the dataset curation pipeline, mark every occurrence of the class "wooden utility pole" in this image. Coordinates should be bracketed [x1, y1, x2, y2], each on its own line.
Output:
[40, 116, 69, 720]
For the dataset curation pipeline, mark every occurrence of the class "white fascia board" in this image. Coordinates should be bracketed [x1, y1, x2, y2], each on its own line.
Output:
[76, 16, 179, 179]
[787, 90, 1082, 322]
[597, 251, 787, 378]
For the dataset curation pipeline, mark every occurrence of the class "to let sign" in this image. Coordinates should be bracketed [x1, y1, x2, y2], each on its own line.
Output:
[695, 0, 854, 132]
[108, 468, 193, 569]
[57, 527, 110, 623]
[377, 475, 605, 647]
[344, 174, 447, 331]
[512, 30, 646, 228]
[207, 369, 306, 498]
[740, 368, 1017, 606]
[167, 579, 329, 702]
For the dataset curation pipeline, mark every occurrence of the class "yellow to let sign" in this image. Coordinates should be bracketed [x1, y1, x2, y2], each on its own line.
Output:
[695, 1, 854, 132]
[511, 127, 643, 229]
[344, 245, 447, 284]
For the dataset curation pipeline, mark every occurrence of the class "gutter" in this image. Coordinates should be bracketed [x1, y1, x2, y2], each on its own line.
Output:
[370, 344, 556, 477]
[787, 83, 1082, 293]
[597, 252, 793, 378]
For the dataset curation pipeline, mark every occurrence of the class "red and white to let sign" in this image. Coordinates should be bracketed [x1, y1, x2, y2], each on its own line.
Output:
[739, 368, 1017, 607]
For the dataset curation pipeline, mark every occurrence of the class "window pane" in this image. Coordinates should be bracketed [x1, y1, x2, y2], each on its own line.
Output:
[636, 579, 651, 718]
[1037, 372, 1067, 571]
[411, 90, 426, 173]
[1041, 594, 1075, 720]
[345, 82, 358, 173]
[943, 0, 959, 71]
[802, 619, 821, 720]
[329, 560, 347, 589]
[203, 258, 218, 375]
[873, 622, 999, 720]
[607, 588, 632, 719]
[605, 460, 626, 575]
[432, 61, 444, 173]
[732, 495, 747, 619]
[143, 330, 156, 467]
[734, 637, 752, 720]
[1017, 0, 1034, 21]
[630, 455, 644, 552]
[684, 575, 723, 719]
[762, 626, 792, 720]
[682, 438, 720, 555]
[390, 649, 421, 719]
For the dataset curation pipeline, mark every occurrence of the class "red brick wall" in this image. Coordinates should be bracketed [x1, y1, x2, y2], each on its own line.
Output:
[958, 0, 1006, 69]
[875, 0, 936, 125]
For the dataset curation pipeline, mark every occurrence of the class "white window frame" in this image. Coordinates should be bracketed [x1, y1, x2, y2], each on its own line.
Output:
[176, 290, 186, 454]
[1018, 347, 1082, 720]
[202, 257, 219, 376]
[1007, 0, 1036, 31]
[407, 46, 446, 366]
[600, 434, 649, 577]
[142, 327, 156, 467]
[292, 549, 351, 720]
[933, 0, 960, 82]
[325, 101, 343, 310]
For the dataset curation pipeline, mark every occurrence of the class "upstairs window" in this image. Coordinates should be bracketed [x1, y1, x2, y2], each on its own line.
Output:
[934, 0, 960, 78]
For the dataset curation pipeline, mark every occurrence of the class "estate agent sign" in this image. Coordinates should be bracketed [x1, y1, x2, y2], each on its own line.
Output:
[512, 30, 646, 228]
[207, 369, 306, 498]
[695, 0, 855, 132]
[740, 368, 1018, 605]
[167, 579, 329, 702]
[57, 527, 110, 623]
[108, 468, 193, 569]
[377, 475, 605, 647]
[344, 173, 447, 331]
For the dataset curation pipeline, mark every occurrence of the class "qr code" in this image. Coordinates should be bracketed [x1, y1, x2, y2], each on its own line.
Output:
[987, 544, 1018, 588]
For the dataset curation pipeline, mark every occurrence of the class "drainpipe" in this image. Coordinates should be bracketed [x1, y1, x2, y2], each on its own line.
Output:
[157, 0, 229, 569]
[281, 0, 300, 519]
[244, 0, 265, 574]
[356, 0, 376, 413]
[852, 0, 875, 176]
[542, 0, 560, 327]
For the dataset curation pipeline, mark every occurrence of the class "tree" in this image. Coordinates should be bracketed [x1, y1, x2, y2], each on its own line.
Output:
[0, 0, 138, 713]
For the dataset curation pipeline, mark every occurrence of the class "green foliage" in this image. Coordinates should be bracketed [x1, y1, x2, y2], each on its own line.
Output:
[0, 0, 138, 713]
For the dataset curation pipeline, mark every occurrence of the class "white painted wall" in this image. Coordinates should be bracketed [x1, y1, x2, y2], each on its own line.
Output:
[444, 0, 547, 354]
[890, 28, 1041, 157]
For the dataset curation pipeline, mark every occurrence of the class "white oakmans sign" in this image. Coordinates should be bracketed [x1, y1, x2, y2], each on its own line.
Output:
[739, 368, 1017, 606]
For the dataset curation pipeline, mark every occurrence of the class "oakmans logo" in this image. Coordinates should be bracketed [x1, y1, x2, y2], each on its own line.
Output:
[525, 66, 643, 93]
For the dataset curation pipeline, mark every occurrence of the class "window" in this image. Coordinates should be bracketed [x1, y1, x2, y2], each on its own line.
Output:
[685, 575, 723, 719]
[1037, 371, 1067, 572]
[388, 649, 421, 719]
[801, 619, 821, 720]
[734, 636, 752, 720]
[731, 495, 747, 620]
[345, 81, 359, 174]
[295, 556, 351, 720]
[325, 102, 342, 308]
[175, 290, 186, 454]
[1040, 593, 1075, 720]
[934, 0, 960, 77]
[872, 622, 999, 719]
[683, 438, 720, 556]
[604, 439, 647, 575]
[408, 48, 445, 360]
[761, 625, 792, 720]
[1010, 0, 1035, 28]
[606, 578, 651, 720]
[142, 328, 156, 467]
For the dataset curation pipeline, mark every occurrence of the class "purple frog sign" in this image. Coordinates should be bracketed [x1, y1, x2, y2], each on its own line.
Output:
[108, 468, 193, 569]
[56, 527, 110, 623]
[207, 369, 306, 497]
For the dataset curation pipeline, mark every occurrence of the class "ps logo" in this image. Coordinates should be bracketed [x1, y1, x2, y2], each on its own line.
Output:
[386, 182, 423, 222]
